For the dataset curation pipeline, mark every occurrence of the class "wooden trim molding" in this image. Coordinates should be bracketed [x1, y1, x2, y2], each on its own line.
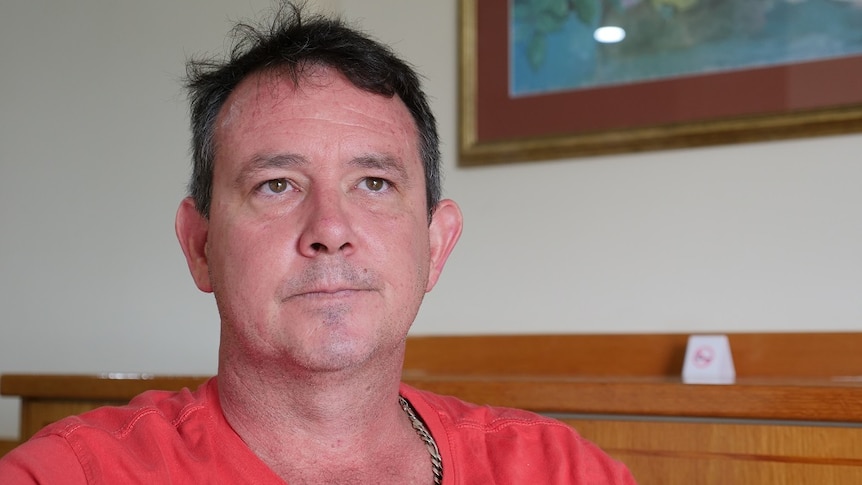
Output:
[400, 375, 862, 422]
[1, 374, 208, 401]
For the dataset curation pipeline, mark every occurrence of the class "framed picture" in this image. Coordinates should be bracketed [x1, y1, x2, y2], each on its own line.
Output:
[459, 0, 862, 166]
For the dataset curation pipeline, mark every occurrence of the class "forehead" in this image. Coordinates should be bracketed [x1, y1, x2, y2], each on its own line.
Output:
[213, 67, 421, 167]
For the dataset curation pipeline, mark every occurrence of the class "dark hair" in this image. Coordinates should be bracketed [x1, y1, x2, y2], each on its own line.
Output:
[184, 2, 440, 219]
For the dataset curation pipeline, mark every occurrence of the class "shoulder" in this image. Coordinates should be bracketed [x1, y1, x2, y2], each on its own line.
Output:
[401, 382, 573, 435]
[0, 378, 219, 484]
[0, 434, 86, 483]
[400, 384, 637, 484]
[36, 377, 214, 445]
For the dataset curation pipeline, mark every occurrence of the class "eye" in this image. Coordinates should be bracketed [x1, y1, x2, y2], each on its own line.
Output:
[360, 177, 390, 192]
[259, 178, 291, 195]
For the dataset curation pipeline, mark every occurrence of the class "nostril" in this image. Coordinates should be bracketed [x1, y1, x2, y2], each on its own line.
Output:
[310, 242, 327, 252]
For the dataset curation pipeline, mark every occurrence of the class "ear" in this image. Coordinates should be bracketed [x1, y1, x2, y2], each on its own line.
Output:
[425, 199, 463, 292]
[175, 197, 213, 293]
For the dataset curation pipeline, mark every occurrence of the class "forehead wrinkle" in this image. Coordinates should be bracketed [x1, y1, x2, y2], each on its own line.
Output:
[233, 153, 308, 189]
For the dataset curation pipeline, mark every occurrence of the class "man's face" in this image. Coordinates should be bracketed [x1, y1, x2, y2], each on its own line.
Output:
[176, 67, 461, 373]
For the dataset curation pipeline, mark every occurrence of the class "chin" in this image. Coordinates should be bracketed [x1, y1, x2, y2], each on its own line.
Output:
[294, 326, 403, 374]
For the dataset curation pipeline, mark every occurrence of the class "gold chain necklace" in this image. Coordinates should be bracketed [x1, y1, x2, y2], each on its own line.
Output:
[399, 396, 443, 485]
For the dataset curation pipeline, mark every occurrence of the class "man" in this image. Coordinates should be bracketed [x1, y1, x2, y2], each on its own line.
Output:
[0, 3, 635, 483]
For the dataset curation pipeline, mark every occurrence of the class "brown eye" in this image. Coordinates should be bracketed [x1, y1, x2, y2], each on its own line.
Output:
[266, 179, 289, 193]
[363, 177, 388, 192]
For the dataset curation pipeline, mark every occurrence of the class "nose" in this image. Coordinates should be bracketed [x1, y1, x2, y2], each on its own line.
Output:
[297, 189, 355, 257]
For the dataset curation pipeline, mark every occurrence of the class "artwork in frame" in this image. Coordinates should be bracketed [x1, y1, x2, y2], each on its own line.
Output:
[459, 0, 862, 166]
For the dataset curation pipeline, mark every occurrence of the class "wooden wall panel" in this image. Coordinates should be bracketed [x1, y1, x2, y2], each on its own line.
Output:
[403, 333, 862, 378]
[3, 332, 862, 481]
[604, 453, 862, 485]
[565, 419, 862, 485]
[0, 439, 18, 459]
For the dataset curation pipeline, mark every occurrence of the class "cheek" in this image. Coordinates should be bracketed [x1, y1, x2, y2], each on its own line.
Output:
[209, 222, 290, 294]
[371, 207, 428, 250]
[380, 219, 432, 290]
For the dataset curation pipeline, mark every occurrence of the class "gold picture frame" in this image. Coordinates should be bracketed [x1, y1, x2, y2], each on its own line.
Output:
[459, 0, 862, 166]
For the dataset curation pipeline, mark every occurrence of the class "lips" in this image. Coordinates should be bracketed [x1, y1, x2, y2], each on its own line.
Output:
[277, 259, 380, 301]
[291, 287, 367, 299]
[276, 262, 379, 302]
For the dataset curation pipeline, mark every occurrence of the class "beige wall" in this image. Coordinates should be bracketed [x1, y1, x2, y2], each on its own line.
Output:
[1, 0, 859, 438]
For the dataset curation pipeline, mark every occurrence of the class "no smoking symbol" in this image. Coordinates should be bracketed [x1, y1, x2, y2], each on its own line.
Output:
[693, 345, 715, 369]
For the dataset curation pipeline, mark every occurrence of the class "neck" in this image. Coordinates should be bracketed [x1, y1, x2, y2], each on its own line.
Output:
[218, 342, 406, 432]
[215, 342, 425, 482]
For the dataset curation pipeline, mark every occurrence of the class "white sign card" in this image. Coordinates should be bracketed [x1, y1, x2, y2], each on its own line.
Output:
[682, 334, 736, 385]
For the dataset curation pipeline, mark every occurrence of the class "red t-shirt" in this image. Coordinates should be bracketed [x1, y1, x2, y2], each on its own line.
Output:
[0, 378, 636, 484]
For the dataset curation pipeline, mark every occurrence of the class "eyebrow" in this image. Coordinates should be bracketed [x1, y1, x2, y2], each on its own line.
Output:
[349, 154, 410, 183]
[232, 151, 413, 189]
[234, 153, 308, 189]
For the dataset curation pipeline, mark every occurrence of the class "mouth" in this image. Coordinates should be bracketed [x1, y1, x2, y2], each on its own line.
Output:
[285, 287, 371, 301]
[278, 264, 379, 303]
